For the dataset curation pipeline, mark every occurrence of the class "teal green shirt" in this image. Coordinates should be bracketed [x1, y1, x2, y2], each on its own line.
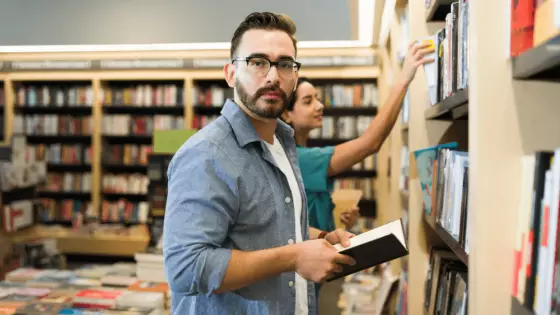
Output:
[296, 145, 336, 232]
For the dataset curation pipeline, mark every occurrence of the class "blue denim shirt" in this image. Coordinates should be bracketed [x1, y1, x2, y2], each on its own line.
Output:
[163, 99, 317, 315]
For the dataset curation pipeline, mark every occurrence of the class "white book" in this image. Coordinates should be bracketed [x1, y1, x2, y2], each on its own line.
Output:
[330, 218, 408, 281]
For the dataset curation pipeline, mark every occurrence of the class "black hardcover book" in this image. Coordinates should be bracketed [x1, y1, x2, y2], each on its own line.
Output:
[328, 218, 408, 281]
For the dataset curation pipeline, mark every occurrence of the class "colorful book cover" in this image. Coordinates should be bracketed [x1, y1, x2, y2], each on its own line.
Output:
[413, 142, 458, 215]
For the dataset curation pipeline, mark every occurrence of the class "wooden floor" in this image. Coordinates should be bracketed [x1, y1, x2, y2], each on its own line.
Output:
[318, 277, 344, 315]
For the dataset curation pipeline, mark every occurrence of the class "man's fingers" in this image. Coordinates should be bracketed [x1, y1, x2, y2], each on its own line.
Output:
[335, 229, 352, 247]
[333, 253, 356, 266]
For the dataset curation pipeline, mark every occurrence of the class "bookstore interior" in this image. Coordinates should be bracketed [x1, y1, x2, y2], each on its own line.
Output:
[0, 0, 559, 314]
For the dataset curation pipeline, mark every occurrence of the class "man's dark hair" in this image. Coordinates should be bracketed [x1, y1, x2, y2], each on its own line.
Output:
[230, 12, 298, 59]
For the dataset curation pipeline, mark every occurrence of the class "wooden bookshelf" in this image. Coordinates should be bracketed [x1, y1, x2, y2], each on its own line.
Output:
[0, 49, 382, 256]
[512, 34, 560, 80]
[375, 0, 560, 314]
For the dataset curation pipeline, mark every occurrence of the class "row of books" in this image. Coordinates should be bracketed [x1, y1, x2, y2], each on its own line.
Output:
[103, 144, 152, 166]
[510, 0, 560, 56]
[512, 148, 560, 314]
[415, 143, 470, 254]
[37, 199, 92, 224]
[432, 148, 470, 251]
[334, 178, 375, 200]
[26, 144, 93, 165]
[15, 85, 94, 107]
[100, 84, 184, 107]
[424, 247, 468, 315]
[192, 114, 219, 130]
[13, 115, 92, 136]
[423, 0, 469, 106]
[308, 116, 373, 140]
[1, 264, 169, 314]
[350, 154, 377, 172]
[100, 200, 150, 224]
[192, 83, 378, 108]
[40, 172, 92, 193]
[102, 115, 184, 136]
[102, 174, 149, 195]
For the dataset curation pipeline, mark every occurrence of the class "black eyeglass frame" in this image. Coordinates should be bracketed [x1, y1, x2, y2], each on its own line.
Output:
[231, 56, 302, 73]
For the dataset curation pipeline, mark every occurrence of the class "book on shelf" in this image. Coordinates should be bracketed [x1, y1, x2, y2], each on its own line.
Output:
[534, 0, 560, 46]
[329, 218, 408, 281]
[15, 84, 93, 107]
[510, 0, 537, 56]
[333, 179, 375, 200]
[101, 83, 184, 107]
[422, 0, 469, 105]
[512, 148, 560, 314]
[424, 247, 468, 315]
[102, 115, 184, 136]
[412, 142, 458, 215]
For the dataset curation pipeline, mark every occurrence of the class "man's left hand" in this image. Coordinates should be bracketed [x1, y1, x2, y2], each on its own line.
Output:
[325, 228, 355, 248]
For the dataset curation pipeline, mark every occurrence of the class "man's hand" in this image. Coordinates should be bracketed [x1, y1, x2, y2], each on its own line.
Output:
[325, 228, 355, 248]
[294, 239, 356, 283]
[398, 40, 435, 85]
[340, 206, 360, 229]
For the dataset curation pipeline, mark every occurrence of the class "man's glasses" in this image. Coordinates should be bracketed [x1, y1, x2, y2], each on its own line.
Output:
[232, 56, 301, 79]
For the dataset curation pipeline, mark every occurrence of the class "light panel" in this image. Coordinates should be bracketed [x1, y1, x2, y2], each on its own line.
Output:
[0, 1, 375, 53]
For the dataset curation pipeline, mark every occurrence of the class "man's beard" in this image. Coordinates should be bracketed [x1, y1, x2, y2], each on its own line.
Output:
[236, 80, 290, 119]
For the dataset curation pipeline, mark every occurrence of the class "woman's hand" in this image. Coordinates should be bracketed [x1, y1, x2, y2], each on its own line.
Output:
[340, 206, 360, 229]
[398, 40, 436, 85]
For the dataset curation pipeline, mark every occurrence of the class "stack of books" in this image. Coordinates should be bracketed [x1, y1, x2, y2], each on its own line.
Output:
[0, 264, 170, 314]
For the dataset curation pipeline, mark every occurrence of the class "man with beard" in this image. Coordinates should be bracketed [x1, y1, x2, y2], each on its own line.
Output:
[163, 12, 356, 315]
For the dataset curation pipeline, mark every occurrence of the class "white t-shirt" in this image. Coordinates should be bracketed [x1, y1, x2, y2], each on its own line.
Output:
[264, 135, 308, 315]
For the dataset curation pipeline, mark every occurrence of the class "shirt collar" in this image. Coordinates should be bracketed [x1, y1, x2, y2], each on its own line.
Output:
[221, 98, 295, 147]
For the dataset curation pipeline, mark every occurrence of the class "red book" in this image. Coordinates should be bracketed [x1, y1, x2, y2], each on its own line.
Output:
[511, 0, 537, 56]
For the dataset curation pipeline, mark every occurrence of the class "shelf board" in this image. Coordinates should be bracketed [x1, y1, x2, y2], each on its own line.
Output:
[424, 214, 468, 266]
[103, 105, 184, 115]
[194, 106, 222, 116]
[322, 107, 377, 116]
[512, 34, 560, 80]
[14, 106, 92, 115]
[103, 164, 148, 173]
[511, 297, 534, 315]
[358, 199, 377, 218]
[1, 185, 37, 203]
[103, 135, 152, 144]
[425, 88, 469, 120]
[307, 138, 346, 147]
[37, 190, 91, 200]
[47, 163, 91, 172]
[102, 192, 148, 202]
[425, 0, 454, 22]
[334, 170, 377, 179]
[24, 135, 91, 144]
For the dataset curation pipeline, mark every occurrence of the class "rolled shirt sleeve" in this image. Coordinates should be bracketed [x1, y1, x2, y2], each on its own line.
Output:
[163, 140, 239, 296]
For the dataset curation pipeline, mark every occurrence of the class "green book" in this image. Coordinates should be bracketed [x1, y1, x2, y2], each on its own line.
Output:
[153, 129, 197, 154]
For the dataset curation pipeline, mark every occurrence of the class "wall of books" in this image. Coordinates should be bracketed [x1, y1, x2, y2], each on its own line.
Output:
[0, 50, 381, 261]
[371, 0, 560, 314]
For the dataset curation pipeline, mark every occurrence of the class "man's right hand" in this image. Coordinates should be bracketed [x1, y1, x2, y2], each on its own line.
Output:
[293, 239, 356, 283]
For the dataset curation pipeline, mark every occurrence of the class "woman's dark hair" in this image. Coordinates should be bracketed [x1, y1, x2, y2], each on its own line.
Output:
[286, 77, 312, 111]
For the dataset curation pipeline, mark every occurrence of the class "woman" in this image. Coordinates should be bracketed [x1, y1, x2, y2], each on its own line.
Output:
[282, 41, 433, 232]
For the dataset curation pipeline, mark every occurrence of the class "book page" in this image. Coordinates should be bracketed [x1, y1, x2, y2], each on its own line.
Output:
[334, 218, 407, 252]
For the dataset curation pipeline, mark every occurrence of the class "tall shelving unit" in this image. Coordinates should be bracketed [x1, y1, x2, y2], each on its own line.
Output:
[375, 0, 560, 314]
[0, 48, 382, 257]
